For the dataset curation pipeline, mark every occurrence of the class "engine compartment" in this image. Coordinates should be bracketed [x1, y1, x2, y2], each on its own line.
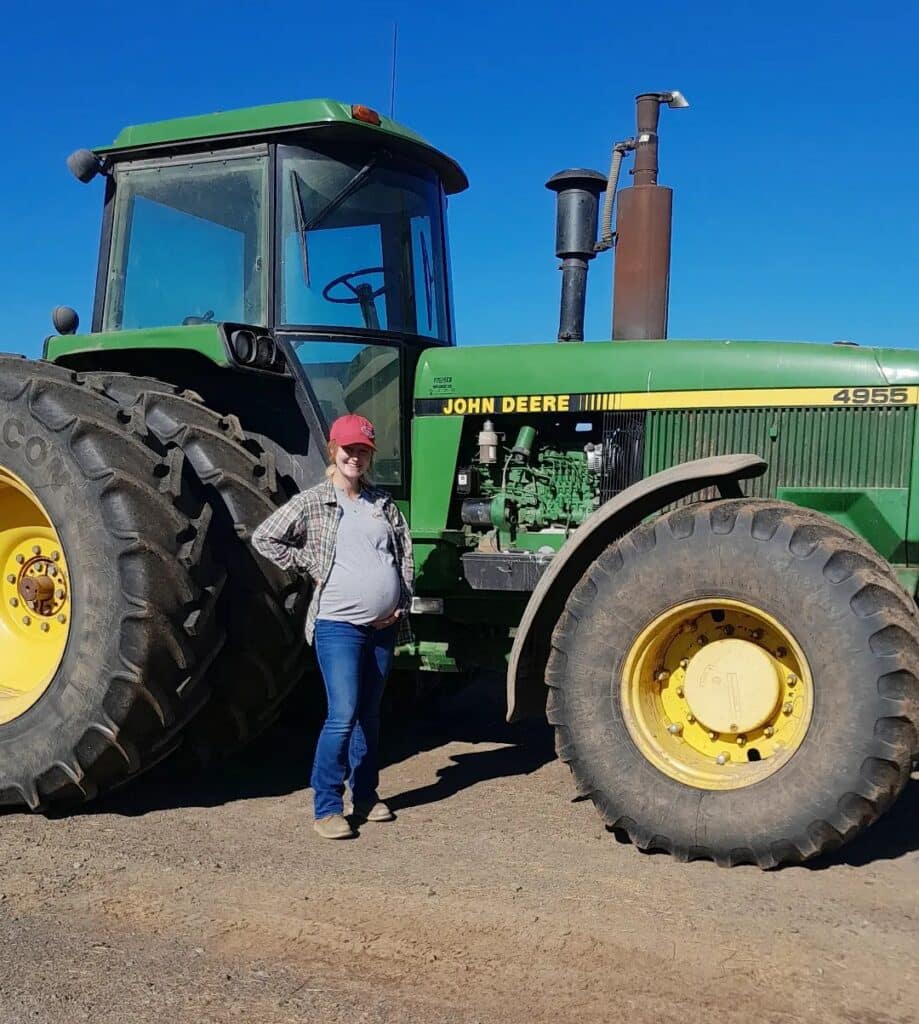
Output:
[450, 411, 645, 585]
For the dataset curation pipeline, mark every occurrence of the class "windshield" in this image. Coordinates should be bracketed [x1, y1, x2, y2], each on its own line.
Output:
[278, 144, 449, 340]
[102, 149, 268, 331]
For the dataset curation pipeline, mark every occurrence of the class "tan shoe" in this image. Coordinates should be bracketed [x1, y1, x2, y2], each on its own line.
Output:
[346, 800, 395, 822]
[314, 813, 355, 839]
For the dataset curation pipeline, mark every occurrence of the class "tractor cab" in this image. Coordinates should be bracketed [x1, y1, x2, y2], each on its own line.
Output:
[55, 99, 468, 488]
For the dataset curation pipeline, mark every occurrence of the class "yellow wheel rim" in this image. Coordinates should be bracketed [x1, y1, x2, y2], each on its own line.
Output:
[621, 599, 813, 790]
[0, 467, 71, 725]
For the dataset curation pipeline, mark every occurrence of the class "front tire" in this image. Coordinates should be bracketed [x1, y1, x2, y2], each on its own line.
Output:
[0, 358, 224, 808]
[546, 500, 919, 867]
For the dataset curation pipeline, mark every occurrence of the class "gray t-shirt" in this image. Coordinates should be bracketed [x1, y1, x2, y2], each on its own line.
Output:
[316, 487, 402, 625]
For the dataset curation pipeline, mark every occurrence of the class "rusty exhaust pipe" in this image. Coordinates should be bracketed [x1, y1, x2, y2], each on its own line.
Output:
[611, 91, 688, 340]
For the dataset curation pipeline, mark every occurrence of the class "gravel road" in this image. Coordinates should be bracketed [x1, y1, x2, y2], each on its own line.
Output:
[1, 674, 916, 1024]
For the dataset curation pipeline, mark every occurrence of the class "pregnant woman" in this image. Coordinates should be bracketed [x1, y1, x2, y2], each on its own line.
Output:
[252, 414, 413, 839]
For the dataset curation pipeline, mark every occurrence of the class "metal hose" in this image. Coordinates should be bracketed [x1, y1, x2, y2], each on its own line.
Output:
[596, 141, 632, 251]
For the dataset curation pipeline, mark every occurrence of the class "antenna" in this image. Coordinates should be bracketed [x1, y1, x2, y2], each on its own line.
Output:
[389, 22, 398, 118]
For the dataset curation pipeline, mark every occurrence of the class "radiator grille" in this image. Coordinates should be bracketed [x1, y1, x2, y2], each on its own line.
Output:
[645, 405, 914, 496]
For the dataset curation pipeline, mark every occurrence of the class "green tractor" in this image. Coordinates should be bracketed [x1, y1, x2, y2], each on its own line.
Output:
[1, 91, 916, 868]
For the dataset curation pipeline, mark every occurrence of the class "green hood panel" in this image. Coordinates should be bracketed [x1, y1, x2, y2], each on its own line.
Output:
[415, 340, 919, 399]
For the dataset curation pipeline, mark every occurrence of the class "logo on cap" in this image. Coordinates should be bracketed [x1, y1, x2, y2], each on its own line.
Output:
[361, 423, 375, 439]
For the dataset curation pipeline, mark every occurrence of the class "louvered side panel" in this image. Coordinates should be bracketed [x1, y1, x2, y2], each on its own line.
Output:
[645, 406, 914, 497]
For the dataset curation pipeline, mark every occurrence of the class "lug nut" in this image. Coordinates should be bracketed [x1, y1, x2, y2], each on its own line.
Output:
[776, 646, 788, 658]
[679, 659, 689, 669]
[736, 735, 746, 746]
[50, 551, 60, 561]
[783, 701, 794, 715]
[55, 589, 65, 600]
[15, 554, 24, 565]
[22, 615, 31, 626]
[9, 598, 17, 608]
[751, 628, 764, 641]
[764, 726, 774, 737]
[697, 635, 708, 646]
[40, 622, 50, 633]
[5, 574, 14, 584]
[656, 670, 670, 682]
[686, 714, 695, 723]
[667, 723, 683, 736]
[716, 753, 728, 765]
[48, 566, 57, 577]
[729, 723, 738, 733]
[676, 686, 685, 698]
[787, 673, 798, 687]
[57, 614, 67, 624]
[708, 731, 718, 740]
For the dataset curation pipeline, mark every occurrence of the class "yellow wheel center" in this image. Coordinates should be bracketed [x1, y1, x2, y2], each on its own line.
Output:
[620, 599, 813, 791]
[0, 468, 71, 726]
[683, 638, 781, 735]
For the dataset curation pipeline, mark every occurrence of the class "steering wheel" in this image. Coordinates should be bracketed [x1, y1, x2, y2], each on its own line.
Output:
[182, 309, 215, 326]
[322, 267, 386, 304]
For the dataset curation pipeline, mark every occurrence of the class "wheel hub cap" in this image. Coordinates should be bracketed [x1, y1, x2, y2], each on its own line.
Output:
[13, 554, 68, 618]
[620, 599, 814, 790]
[0, 468, 71, 725]
[683, 638, 781, 734]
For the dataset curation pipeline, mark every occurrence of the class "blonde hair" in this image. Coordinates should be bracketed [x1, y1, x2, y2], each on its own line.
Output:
[325, 439, 374, 483]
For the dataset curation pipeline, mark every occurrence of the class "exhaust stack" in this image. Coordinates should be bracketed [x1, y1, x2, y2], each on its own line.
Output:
[612, 91, 688, 340]
[545, 169, 607, 342]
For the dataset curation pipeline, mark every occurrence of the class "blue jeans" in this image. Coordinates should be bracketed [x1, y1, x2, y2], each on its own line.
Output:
[311, 619, 397, 820]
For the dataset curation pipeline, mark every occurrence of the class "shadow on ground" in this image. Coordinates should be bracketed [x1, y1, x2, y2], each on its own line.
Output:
[41, 672, 919, 870]
[802, 772, 919, 870]
[72, 670, 555, 820]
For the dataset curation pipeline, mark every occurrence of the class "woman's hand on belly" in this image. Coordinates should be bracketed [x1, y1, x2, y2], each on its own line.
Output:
[370, 608, 402, 630]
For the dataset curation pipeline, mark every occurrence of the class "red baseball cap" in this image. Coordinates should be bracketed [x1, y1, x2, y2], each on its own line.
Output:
[329, 413, 377, 451]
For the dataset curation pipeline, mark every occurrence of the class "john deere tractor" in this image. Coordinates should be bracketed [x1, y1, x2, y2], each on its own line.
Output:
[1, 92, 916, 867]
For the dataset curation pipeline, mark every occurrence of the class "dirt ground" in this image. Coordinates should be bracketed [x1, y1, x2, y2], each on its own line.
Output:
[0, 674, 916, 1024]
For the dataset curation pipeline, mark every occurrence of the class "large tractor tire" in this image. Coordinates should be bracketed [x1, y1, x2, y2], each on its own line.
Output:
[0, 357, 224, 808]
[85, 374, 307, 763]
[546, 499, 919, 867]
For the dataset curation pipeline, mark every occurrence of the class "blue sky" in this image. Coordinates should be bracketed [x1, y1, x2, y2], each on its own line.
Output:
[1, 1, 916, 359]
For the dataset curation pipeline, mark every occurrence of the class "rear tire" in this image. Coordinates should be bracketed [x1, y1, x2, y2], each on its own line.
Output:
[546, 499, 919, 867]
[0, 357, 224, 808]
[86, 374, 308, 762]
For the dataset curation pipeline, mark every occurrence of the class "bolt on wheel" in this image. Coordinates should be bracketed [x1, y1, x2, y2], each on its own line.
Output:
[620, 598, 813, 790]
[0, 467, 72, 725]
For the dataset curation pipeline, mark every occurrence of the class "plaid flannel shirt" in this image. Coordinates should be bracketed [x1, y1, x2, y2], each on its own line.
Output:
[251, 477, 414, 646]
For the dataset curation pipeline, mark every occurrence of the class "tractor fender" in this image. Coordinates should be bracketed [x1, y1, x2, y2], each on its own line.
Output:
[505, 453, 768, 722]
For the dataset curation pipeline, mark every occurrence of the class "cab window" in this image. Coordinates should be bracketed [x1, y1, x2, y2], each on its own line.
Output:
[292, 340, 402, 485]
[279, 144, 449, 341]
[103, 151, 268, 331]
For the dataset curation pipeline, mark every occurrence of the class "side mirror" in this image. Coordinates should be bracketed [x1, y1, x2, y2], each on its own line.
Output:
[66, 149, 104, 184]
[52, 306, 79, 335]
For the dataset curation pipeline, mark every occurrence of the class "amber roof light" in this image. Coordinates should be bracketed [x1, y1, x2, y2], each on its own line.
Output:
[350, 104, 382, 126]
